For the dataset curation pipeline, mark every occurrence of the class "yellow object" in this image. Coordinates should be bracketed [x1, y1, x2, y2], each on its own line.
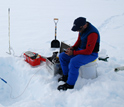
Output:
[92, 59, 97, 62]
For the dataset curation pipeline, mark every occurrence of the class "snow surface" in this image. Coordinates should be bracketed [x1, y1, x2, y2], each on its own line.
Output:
[0, 0, 124, 107]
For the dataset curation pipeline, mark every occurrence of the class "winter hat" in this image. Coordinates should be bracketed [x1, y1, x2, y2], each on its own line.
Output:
[71, 17, 86, 31]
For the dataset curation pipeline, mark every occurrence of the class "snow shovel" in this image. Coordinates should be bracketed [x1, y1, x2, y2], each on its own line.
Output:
[51, 18, 60, 48]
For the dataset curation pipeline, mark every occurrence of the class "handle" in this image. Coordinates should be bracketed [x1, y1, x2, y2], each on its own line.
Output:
[54, 18, 59, 24]
[54, 18, 58, 39]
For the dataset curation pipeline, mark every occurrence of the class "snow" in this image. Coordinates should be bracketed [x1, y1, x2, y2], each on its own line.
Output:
[0, 0, 124, 107]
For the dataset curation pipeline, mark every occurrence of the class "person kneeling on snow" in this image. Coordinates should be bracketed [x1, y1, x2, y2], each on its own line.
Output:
[57, 17, 100, 91]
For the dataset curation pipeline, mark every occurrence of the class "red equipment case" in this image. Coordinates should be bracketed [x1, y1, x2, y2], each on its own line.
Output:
[24, 51, 46, 66]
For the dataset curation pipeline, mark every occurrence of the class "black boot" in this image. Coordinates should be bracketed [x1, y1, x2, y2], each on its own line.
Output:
[57, 83, 74, 91]
[58, 75, 68, 82]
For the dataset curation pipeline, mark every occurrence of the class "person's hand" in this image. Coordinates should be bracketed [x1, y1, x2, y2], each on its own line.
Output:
[65, 49, 73, 56]
[67, 46, 73, 50]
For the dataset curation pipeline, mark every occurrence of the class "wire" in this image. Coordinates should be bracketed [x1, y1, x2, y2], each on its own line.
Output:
[6, 46, 23, 58]
[0, 69, 41, 99]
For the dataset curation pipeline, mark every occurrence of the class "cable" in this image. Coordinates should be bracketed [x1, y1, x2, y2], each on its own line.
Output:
[6, 46, 23, 58]
[0, 69, 41, 99]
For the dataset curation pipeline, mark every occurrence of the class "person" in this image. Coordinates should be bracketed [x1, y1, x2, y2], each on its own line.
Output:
[57, 17, 100, 91]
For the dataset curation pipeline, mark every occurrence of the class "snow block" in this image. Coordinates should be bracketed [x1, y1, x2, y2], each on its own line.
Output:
[79, 60, 97, 79]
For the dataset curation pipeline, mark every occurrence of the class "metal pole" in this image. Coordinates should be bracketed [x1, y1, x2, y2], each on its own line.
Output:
[7, 8, 11, 55]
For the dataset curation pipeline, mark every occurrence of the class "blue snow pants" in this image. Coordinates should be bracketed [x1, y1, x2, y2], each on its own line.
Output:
[59, 52, 98, 85]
